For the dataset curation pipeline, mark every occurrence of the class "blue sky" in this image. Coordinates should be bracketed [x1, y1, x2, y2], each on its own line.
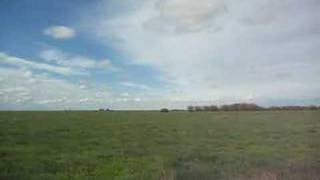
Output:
[1, 0, 320, 110]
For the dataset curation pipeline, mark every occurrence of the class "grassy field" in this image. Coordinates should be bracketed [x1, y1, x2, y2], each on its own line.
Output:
[0, 111, 319, 180]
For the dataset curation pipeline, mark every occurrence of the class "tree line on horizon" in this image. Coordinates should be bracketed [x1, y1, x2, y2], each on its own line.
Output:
[186, 103, 320, 112]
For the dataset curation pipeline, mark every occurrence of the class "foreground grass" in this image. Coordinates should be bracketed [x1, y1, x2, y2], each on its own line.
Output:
[0, 111, 319, 179]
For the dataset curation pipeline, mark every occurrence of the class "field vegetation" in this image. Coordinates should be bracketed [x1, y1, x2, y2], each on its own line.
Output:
[0, 111, 319, 179]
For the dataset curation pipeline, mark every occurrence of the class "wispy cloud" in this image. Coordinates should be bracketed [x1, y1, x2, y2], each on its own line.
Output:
[0, 52, 84, 75]
[39, 48, 115, 70]
[120, 81, 151, 90]
[43, 25, 76, 39]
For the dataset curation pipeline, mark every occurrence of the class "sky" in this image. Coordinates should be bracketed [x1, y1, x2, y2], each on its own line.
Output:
[0, 0, 320, 110]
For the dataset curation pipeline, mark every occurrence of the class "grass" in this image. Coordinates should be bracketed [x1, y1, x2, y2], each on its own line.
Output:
[0, 110, 319, 179]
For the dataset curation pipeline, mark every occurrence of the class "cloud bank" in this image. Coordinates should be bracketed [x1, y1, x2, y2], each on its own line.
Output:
[86, 0, 320, 105]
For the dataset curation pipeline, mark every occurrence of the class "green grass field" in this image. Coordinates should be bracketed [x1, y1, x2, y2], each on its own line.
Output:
[0, 111, 319, 180]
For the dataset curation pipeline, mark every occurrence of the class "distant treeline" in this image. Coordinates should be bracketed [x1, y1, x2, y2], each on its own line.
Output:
[187, 103, 320, 112]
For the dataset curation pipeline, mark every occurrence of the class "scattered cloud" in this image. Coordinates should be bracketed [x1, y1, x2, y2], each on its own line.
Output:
[43, 26, 76, 39]
[0, 66, 183, 110]
[0, 67, 111, 109]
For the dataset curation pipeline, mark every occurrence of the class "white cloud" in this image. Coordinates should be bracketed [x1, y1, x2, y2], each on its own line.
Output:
[37, 98, 66, 105]
[39, 48, 114, 70]
[79, 98, 90, 103]
[144, 0, 226, 33]
[84, 0, 320, 105]
[120, 81, 151, 90]
[79, 84, 87, 89]
[0, 52, 84, 76]
[43, 26, 76, 39]
[121, 92, 130, 97]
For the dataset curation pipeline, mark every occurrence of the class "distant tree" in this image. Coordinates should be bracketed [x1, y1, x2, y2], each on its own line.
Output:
[187, 103, 320, 112]
[195, 106, 202, 112]
[269, 106, 281, 111]
[172, 109, 184, 112]
[219, 103, 263, 111]
[209, 105, 219, 111]
[187, 106, 194, 112]
[160, 108, 169, 113]
[238, 103, 263, 111]
[203, 106, 210, 111]
[220, 105, 231, 111]
[266, 105, 320, 111]
[308, 105, 318, 110]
